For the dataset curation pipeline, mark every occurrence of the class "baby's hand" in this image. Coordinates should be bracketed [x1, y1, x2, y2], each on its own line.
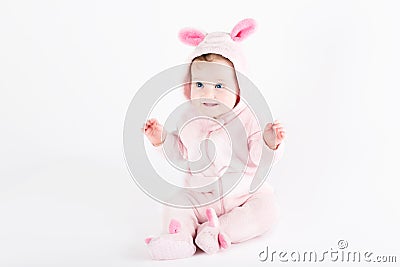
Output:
[263, 120, 286, 150]
[142, 118, 167, 147]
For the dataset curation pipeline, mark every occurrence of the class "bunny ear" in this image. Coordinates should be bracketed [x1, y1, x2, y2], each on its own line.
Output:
[230, 18, 257, 42]
[178, 28, 206, 46]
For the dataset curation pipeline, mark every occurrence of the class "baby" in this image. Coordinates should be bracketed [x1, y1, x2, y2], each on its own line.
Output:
[142, 18, 286, 260]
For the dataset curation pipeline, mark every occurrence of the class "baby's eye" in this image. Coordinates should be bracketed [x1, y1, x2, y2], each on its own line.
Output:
[195, 82, 204, 88]
[215, 83, 223, 89]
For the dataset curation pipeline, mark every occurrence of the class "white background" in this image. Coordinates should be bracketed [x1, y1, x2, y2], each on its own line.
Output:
[1, 0, 400, 266]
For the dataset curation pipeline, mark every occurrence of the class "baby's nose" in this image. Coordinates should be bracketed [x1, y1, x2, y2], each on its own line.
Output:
[202, 85, 215, 98]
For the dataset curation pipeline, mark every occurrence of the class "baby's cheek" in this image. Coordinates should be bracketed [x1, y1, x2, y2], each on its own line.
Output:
[190, 90, 201, 100]
[189, 87, 196, 99]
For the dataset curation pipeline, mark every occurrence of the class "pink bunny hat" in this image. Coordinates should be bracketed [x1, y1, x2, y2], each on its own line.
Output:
[178, 18, 257, 101]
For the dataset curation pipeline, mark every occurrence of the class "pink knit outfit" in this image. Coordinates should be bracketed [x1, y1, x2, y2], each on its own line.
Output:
[155, 98, 284, 230]
[145, 18, 285, 260]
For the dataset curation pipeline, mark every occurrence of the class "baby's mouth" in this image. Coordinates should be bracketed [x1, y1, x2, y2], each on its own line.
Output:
[202, 101, 219, 107]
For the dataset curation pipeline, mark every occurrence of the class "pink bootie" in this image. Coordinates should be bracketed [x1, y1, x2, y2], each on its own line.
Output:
[195, 208, 231, 254]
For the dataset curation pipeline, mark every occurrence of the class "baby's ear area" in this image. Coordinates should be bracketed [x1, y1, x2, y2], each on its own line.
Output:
[230, 18, 257, 42]
[178, 28, 206, 46]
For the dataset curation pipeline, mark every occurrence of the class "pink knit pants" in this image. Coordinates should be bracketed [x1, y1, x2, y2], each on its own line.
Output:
[161, 184, 280, 243]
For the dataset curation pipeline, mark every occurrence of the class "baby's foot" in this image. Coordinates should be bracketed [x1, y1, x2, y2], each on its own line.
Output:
[145, 219, 196, 260]
[195, 208, 231, 254]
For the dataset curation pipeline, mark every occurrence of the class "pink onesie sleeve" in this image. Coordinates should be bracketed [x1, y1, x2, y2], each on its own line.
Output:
[247, 118, 285, 169]
[272, 139, 285, 164]
[153, 129, 189, 165]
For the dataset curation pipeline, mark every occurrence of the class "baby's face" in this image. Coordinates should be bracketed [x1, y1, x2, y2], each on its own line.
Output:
[190, 58, 239, 118]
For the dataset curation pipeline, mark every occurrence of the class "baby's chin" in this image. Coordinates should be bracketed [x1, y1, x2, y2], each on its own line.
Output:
[192, 104, 231, 119]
